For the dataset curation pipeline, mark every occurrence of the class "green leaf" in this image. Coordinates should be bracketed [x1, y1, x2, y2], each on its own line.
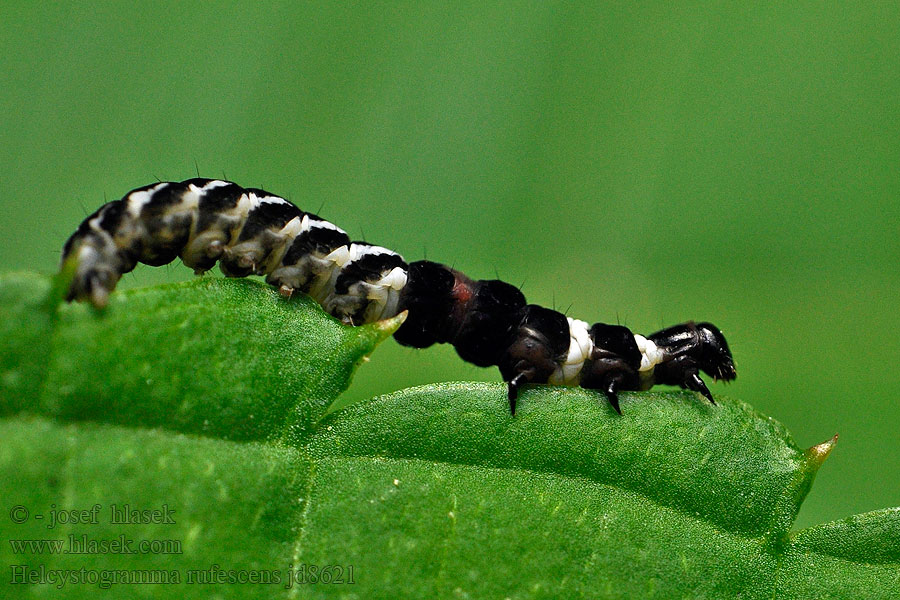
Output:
[308, 383, 809, 539]
[303, 385, 898, 598]
[778, 508, 900, 598]
[1, 274, 897, 598]
[1, 273, 402, 441]
[0, 273, 61, 414]
[1, 415, 310, 592]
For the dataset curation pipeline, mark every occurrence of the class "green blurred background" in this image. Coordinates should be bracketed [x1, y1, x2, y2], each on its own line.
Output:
[1, 2, 897, 530]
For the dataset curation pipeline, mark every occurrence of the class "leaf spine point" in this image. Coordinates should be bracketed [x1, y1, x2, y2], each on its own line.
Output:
[806, 433, 838, 465]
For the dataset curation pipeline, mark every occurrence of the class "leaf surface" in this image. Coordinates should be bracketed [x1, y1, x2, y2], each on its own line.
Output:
[1, 274, 897, 599]
[1, 273, 400, 441]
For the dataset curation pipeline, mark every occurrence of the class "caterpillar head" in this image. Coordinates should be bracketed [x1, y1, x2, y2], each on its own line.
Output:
[649, 321, 736, 383]
[695, 322, 737, 381]
[643, 321, 735, 405]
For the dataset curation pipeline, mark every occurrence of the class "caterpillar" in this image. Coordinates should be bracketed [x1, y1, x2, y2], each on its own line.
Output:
[61, 178, 736, 415]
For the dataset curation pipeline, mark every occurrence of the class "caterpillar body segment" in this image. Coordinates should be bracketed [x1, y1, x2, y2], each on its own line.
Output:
[61, 178, 736, 414]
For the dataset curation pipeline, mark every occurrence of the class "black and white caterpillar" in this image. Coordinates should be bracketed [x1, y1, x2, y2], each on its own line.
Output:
[61, 178, 736, 414]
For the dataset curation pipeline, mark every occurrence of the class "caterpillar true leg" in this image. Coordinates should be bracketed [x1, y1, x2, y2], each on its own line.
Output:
[60, 178, 736, 413]
[579, 324, 643, 415]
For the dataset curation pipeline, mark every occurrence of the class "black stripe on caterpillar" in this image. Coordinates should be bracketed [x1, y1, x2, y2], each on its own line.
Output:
[61, 178, 736, 415]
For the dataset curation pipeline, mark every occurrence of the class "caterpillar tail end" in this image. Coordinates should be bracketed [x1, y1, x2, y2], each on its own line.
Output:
[88, 280, 110, 309]
[60, 240, 121, 310]
[66, 271, 113, 309]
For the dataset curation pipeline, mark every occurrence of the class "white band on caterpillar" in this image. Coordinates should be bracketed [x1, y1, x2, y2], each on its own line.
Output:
[634, 334, 664, 372]
[548, 317, 594, 386]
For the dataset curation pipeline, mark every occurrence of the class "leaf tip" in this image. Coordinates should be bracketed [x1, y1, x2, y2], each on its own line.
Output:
[351, 310, 408, 353]
[373, 310, 408, 341]
[806, 433, 838, 466]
